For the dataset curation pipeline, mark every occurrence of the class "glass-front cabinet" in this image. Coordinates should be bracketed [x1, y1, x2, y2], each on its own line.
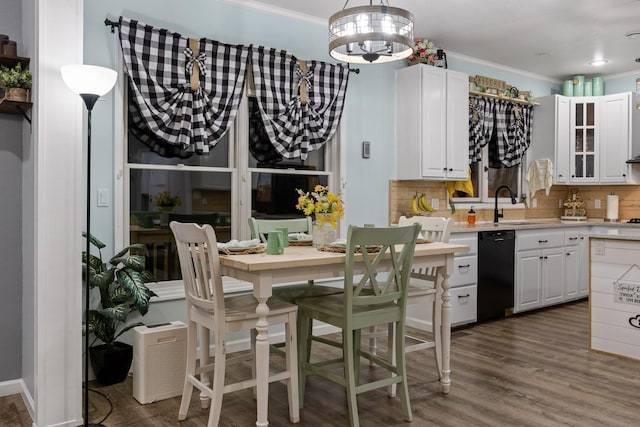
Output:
[570, 98, 598, 183]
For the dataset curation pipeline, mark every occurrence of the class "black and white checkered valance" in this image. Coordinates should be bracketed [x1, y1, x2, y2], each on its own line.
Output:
[469, 96, 533, 167]
[251, 46, 349, 160]
[118, 17, 249, 155]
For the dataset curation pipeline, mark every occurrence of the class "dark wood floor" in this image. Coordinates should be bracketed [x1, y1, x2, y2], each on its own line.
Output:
[3, 300, 640, 426]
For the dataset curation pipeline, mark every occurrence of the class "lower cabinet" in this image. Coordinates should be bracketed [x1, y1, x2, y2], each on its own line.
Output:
[515, 228, 589, 313]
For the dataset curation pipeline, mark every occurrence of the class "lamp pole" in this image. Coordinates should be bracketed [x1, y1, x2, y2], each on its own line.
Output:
[61, 65, 117, 427]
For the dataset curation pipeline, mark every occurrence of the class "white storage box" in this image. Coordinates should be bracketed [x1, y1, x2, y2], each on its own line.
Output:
[133, 321, 187, 404]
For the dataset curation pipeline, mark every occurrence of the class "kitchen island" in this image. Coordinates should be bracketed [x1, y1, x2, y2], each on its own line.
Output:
[589, 232, 640, 360]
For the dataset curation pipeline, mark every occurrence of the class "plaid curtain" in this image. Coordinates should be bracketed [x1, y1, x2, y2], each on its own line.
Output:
[251, 46, 350, 160]
[118, 17, 249, 156]
[469, 96, 494, 162]
[471, 96, 533, 167]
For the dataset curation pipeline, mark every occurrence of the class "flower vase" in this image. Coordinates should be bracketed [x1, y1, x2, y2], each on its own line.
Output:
[158, 207, 174, 227]
[312, 214, 337, 247]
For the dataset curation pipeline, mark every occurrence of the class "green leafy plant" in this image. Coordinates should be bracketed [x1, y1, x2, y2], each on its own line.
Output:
[0, 62, 32, 89]
[83, 233, 156, 350]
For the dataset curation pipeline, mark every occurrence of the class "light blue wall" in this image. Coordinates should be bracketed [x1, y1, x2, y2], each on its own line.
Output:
[85, 0, 564, 243]
[605, 73, 640, 95]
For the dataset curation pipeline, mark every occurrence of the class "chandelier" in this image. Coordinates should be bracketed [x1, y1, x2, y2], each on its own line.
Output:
[328, 1, 414, 64]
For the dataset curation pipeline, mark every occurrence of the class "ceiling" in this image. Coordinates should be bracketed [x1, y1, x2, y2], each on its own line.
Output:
[243, 0, 640, 81]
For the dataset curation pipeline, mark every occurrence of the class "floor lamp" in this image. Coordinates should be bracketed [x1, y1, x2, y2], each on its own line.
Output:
[61, 64, 117, 427]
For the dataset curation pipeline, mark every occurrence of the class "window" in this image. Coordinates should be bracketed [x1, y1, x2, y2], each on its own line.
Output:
[121, 88, 340, 293]
[455, 145, 523, 203]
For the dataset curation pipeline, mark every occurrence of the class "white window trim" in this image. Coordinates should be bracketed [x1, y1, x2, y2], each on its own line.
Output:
[114, 65, 345, 301]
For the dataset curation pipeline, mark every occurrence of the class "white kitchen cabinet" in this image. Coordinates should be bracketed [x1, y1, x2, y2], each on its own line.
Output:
[395, 64, 469, 180]
[515, 230, 566, 312]
[531, 92, 640, 185]
[564, 227, 590, 300]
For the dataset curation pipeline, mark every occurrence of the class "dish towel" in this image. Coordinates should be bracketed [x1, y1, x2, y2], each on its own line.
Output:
[445, 166, 474, 212]
[526, 158, 553, 199]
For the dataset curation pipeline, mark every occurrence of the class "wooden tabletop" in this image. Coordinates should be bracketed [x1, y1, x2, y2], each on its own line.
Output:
[219, 242, 470, 272]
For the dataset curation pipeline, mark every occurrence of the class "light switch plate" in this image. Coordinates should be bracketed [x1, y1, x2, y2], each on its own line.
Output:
[362, 141, 371, 158]
[97, 189, 109, 207]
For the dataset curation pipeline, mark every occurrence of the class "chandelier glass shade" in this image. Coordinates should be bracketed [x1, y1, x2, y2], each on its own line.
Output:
[329, 2, 414, 64]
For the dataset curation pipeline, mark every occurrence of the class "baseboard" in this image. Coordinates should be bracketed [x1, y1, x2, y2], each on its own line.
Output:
[406, 316, 433, 332]
[0, 378, 35, 423]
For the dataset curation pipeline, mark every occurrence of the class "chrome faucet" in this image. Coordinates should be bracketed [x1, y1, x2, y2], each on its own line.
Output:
[494, 185, 517, 225]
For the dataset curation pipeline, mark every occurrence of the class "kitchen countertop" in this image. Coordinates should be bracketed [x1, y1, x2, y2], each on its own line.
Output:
[451, 218, 640, 236]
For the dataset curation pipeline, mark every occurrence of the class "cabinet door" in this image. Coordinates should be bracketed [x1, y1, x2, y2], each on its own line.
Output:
[516, 249, 542, 312]
[577, 235, 589, 297]
[542, 248, 565, 305]
[569, 98, 598, 183]
[420, 66, 448, 179]
[565, 247, 579, 299]
[555, 96, 571, 183]
[445, 70, 469, 180]
[600, 93, 631, 183]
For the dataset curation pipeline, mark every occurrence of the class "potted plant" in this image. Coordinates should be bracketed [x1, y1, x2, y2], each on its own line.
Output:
[0, 62, 32, 102]
[83, 233, 156, 385]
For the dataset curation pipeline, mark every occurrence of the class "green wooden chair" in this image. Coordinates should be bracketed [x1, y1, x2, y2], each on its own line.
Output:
[296, 223, 421, 427]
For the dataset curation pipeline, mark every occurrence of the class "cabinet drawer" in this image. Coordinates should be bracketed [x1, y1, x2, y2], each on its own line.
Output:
[564, 227, 589, 246]
[450, 255, 477, 287]
[517, 230, 565, 251]
[451, 284, 477, 326]
[450, 235, 477, 255]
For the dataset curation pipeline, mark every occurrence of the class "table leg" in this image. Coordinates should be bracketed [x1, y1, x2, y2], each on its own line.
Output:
[439, 258, 452, 394]
[255, 295, 271, 427]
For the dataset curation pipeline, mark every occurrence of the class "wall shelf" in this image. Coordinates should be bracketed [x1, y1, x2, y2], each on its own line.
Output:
[469, 89, 539, 106]
[0, 55, 30, 69]
[0, 98, 32, 123]
[0, 55, 32, 123]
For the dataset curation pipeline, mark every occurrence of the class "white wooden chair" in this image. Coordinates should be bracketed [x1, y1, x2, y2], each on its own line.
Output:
[367, 216, 453, 396]
[170, 221, 299, 426]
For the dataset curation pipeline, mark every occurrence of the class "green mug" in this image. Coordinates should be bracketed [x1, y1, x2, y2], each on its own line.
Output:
[266, 231, 283, 255]
[275, 227, 289, 247]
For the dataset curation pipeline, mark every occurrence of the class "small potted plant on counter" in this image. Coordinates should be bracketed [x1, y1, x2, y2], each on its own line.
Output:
[83, 233, 156, 385]
[0, 62, 32, 102]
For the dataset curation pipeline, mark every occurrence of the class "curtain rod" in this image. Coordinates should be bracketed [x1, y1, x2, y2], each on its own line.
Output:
[103, 18, 359, 73]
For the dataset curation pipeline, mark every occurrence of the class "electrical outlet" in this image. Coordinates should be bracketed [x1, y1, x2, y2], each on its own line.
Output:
[431, 198, 440, 210]
[97, 189, 109, 207]
[595, 199, 601, 209]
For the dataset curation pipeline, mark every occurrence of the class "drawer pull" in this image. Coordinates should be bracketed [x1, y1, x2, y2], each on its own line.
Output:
[458, 294, 470, 298]
[569, 237, 577, 241]
[458, 264, 471, 269]
[538, 239, 548, 243]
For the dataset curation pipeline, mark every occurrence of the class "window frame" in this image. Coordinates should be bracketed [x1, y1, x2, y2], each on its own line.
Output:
[114, 59, 344, 300]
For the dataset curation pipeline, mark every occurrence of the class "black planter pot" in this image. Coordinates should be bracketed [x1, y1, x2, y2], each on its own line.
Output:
[89, 342, 133, 386]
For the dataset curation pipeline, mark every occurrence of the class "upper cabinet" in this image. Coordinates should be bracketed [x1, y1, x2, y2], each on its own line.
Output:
[531, 93, 639, 185]
[395, 64, 469, 181]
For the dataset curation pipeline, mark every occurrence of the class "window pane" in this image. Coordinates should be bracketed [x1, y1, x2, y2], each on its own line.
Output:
[487, 166, 518, 198]
[586, 102, 595, 126]
[575, 155, 583, 177]
[575, 103, 583, 126]
[586, 129, 594, 152]
[129, 169, 232, 280]
[586, 154, 595, 177]
[128, 131, 229, 167]
[575, 129, 583, 152]
[252, 172, 328, 218]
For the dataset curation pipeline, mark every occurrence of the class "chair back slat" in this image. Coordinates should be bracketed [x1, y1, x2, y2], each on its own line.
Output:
[170, 222, 224, 314]
[345, 224, 420, 309]
[397, 216, 453, 243]
[249, 217, 312, 243]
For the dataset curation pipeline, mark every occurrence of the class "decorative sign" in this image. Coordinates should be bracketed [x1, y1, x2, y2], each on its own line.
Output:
[613, 281, 640, 305]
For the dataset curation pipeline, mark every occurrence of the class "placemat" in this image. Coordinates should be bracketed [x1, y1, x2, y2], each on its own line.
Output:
[417, 239, 433, 244]
[289, 240, 313, 246]
[218, 245, 266, 255]
[318, 245, 382, 254]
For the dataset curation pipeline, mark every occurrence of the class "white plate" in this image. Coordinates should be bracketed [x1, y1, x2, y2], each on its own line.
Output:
[331, 239, 347, 248]
[289, 233, 312, 241]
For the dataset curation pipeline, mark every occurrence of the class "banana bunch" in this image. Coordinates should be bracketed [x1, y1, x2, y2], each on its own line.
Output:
[410, 193, 437, 216]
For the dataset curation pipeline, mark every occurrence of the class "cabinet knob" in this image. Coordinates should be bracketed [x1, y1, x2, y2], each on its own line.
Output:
[449, 168, 453, 172]
[571, 174, 575, 178]
[623, 174, 627, 177]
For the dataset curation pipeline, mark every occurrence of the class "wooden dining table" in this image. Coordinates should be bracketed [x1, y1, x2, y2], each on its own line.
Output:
[217, 241, 469, 427]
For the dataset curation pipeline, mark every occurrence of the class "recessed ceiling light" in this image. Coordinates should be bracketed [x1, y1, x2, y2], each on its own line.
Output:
[625, 31, 640, 39]
[590, 59, 608, 66]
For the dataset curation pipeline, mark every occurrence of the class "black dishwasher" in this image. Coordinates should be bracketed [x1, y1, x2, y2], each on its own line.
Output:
[477, 230, 515, 322]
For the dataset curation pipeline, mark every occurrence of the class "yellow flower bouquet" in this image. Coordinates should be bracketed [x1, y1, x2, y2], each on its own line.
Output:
[154, 190, 182, 209]
[295, 185, 344, 229]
